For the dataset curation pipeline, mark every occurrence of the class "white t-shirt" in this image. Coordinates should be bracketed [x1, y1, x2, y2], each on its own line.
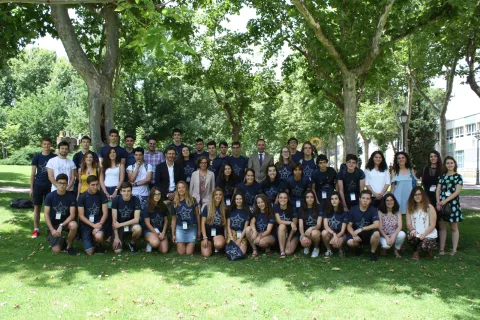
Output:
[46, 156, 77, 191]
[365, 168, 391, 194]
[127, 162, 153, 197]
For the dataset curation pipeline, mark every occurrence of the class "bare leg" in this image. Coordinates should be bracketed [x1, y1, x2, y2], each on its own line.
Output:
[450, 222, 459, 253]
[439, 221, 447, 252]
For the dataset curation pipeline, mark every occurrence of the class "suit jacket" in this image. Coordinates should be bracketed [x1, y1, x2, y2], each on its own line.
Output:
[248, 152, 274, 182]
[154, 161, 185, 200]
[189, 170, 215, 211]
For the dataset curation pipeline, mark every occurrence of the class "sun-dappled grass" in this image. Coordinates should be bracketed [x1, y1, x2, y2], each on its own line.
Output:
[0, 191, 479, 319]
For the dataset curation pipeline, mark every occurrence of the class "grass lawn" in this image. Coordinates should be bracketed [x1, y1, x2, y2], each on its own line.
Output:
[0, 191, 479, 319]
[0, 165, 31, 188]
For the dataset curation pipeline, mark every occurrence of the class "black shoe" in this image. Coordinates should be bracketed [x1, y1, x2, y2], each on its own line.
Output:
[370, 252, 377, 262]
[355, 247, 363, 256]
[96, 245, 105, 254]
[61, 238, 67, 251]
[66, 246, 77, 256]
[128, 241, 137, 253]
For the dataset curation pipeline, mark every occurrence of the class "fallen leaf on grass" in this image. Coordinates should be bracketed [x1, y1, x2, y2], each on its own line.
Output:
[13, 304, 20, 308]
[30, 290, 37, 294]
[432, 288, 440, 293]
[331, 267, 341, 271]
[252, 306, 257, 311]
[326, 288, 334, 293]
[389, 269, 395, 272]
[455, 283, 461, 287]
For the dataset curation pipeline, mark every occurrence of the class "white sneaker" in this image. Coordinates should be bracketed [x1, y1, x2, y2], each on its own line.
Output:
[146, 244, 152, 253]
[303, 247, 310, 255]
[311, 248, 320, 258]
[324, 250, 333, 258]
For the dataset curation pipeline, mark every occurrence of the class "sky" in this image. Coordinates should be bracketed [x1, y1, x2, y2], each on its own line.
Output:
[28, 6, 479, 121]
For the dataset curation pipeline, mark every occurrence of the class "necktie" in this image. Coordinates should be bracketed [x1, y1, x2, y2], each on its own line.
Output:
[259, 153, 263, 167]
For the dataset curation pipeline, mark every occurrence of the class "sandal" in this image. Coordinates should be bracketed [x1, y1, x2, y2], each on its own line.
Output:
[280, 252, 286, 258]
[449, 251, 457, 256]
[439, 251, 446, 256]
[394, 249, 402, 258]
[252, 249, 258, 257]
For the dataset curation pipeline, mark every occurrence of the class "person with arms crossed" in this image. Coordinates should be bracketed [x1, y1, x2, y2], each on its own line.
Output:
[30, 136, 56, 238]
[44, 173, 78, 255]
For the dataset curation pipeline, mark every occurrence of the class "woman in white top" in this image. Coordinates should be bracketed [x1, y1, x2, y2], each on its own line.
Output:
[100, 147, 125, 201]
[365, 151, 390, 208]
[406, 186, 437, 260]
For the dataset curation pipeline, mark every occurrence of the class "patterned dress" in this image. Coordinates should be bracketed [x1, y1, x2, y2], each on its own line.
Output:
[438, 173, 463, 222]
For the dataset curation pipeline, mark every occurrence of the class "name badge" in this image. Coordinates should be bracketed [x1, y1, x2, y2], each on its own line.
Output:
[124, 226, 129, 232]
[211, 228, 217, 237]
[445, 191, 451, 197]
[296, 200, 301, 208]
[237, 230, 242, 238]
[322, 191, 327, 199]
[429, 185, 436, 192]
[154, 228, 160, 233]
[226, 198, 231, 206]
[182, 221, 188, 230]
[350, 193, 356, 201]
[249, 206, 254, 213]
[186, 176, 191, 182]
[89, 215, 95, 223]
[55, 213, 61, 220]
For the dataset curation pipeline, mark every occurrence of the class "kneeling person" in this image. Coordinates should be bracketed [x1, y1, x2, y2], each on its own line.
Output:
[112, 182, 142, 253]
[143, 187, 170, 253]
[346, 190, 380, 262]
[44, 173, 78, 255]
[78, 175, 108, 255]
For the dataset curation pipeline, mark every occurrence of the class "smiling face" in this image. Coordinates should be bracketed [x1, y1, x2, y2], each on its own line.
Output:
[256, 140, 266, 153]
[330, 194, 340, 208]
[429, 153, 438, 165]
[245, 171, 255, 184]
[177, 182, 186, 196]
[397, 154, 406, 166]
[166, 149, 176, 162]
[445, 158, 456, 172]
[235, 194, 244, 208]
[305, 192, 315, 206]
[58, 145, 69, 158]
[120, 186, 132, 200]
[208, 144, 216, 157]
[109, 149, 117, 160]
[278, 192, 288, 206]
[267, 166, 277, 180]
[148, 139, 157, 152]
[224, 164, 232, 176]
[385, 196, 395, 210]
[81, 139, 91, 151]
[84, 153, 93, 165]
[109, 132, 119, 145]
[373, 153, 383, 166]
[214, 190, 223, 204]
[124, 137, 135, 149]
[181, 146, 190, 158]
[281, 147, 290, 160]
[41, 140, 52, 153]
[256, 197, 266, 211]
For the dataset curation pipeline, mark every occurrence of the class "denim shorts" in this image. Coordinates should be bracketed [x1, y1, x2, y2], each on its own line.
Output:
[81, 223, 103, 252]
[175, 224, 197, 243]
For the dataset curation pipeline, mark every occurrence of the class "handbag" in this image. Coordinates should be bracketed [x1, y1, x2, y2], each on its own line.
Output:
[225, 240, 245, 261]
[409, 169, 417, 189]
[440, 202, 453, 220]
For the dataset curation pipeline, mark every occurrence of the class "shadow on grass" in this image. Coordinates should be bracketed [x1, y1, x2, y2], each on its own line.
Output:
[0, 171, 30, 188]
[0, 192, 479, 319]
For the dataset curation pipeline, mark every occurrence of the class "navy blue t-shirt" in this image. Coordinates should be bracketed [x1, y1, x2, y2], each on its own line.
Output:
[171, 199, 198, 226]
[254, 212, 275, 233]
[323, 211, 349, 233]
[291, 151, 303, 164]
[227, 155, 249, 182]
[228, 208, 250, 231]
[286, 176, 309, 204]
[77, 191, 108, 224]
[112, 196, 141, 223]
[261, 179, 286, 202]
[312, 167, 337, 199]
[44, 191, 76, 228]
[125, 150, 136, 169]
[299, 207, 322, 228]
[208, 157, 226, 177]
[99, 145, 127, 162]
[348, 205, 379, 230]
[216, 177, 238, 201]
[201, 206, 224, 232]
[72, 151, 99, 170]
[273, 203, 297, 222]
[276, 164, 293, 181]
[143, 206, 169, 231]
[192, 151, 209, 162]
[31, 152, 56, 186]
[236, 182, 262, 207]
[337, 168, 365, 207]
[167, 143, 187, 161]
[182, 159, 196, 183]
[299, 158, 317, 180]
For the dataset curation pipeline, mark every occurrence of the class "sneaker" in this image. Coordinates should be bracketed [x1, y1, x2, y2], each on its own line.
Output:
[214, 248, 219, 253]
[338, 248, 345, 257]
[370, 252, 377, 262]
[31, 230, 39, 238]
[145, 244, 152, 253]
[96, 245, 105, 254]
[128, 241, 137, 253]
[61, 238, 67, 251]
[324, 250, 333, 258]
[66, 246, 77, 256]
[303, 247, 310, 255]
[280, 252, 286, 258]
[311, 248, 320, 258]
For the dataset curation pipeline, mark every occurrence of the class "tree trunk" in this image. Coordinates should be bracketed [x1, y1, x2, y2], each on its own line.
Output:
[360, 132, 370, 167]
[439, 58, 458, 159]
[86, 77, 114, 150]
[232, 123, 241, 142]
[342, 72, 358, 156]
[405, 76, 414, 153]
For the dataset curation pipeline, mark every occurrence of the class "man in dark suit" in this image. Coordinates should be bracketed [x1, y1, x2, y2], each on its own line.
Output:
[248, 139, 274, 183]
[155, 146, 185, 201]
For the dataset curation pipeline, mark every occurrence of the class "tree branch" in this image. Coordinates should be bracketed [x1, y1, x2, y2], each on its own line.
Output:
[465, 37, 480, 99]
[101, 4, 119, 81]
[0, 0, 113, 3]
[353, 0, 396, 76]
[292, 0, 349, 74]
[442, 57, 458, 116]
[408, 70, 440, 113]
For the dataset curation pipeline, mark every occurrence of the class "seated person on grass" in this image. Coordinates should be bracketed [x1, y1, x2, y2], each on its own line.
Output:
[111, 182, 142, 254]
[78, 175, 108, 255]
[44, 173, 78, 255]
[346, 190, 380, 262]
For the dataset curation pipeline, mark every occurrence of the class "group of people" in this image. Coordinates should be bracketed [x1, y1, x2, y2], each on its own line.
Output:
[29, 129, 463, 260]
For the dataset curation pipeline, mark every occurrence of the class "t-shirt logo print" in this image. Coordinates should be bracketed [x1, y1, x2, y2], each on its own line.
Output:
[230, 214, 243, 229]
[87, 202, 100, 217]
[177, 206, 193, 221]
[213, 211, 222, 226]
[256, 220, 267, 233]
[244, 192, 254, 206]
[357, 217, 369, 228]
[265, 187, 276, 198]
[278, 167, 290, 179]
[328, 216, 341, 230]
[303, 166, 313, 177]
[119, 205, 133, 219]
[150, 215, 164, 228]
[280, 212, 289, 222]
[292, 185, 303, 198]
[306, 215, 315, 226]
[40, 160, 49, 173]
[184, 164, 195, 175]
[53, 201, 68, 217]
[232, 164, 242, 176]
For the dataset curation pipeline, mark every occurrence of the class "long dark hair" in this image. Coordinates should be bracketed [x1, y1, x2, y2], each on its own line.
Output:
[377, 192, 400, 214]
[301, 190, 318, 220]
[366, 151, 387, 172]
[102, 147, 120, 174]
[427, 150, 443, 177]
[276, 191, 294, 219]
[227, 192, 251, 216]
[244, 168, 256, 185]
[217, 163, 239, 189]
[253, 194, 274, 222]
[263, 165, 280, 187]
[393, 151, 412, 175]
[324, 191, 344, 217]
[147, 186, 168, 212]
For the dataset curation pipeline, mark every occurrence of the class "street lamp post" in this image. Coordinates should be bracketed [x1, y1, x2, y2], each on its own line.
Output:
[398, 110, 408, 151]
[475, 131, 480, 185]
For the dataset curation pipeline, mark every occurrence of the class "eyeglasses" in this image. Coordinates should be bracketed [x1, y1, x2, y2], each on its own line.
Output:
[414, 193, 422, 197]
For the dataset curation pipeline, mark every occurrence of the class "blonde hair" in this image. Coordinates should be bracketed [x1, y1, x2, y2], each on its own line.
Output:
[173, 181, 195, 208]
[206, 188, 226, 226]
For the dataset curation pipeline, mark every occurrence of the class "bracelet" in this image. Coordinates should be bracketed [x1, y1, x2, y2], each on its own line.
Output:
[203, 237, 208, 240]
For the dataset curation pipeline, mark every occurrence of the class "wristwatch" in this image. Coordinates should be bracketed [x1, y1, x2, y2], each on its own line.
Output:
[59, 223, 64, 228]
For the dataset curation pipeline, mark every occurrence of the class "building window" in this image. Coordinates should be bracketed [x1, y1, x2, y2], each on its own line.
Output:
[466, 123, 476, 135]
[454, 127, 464, 137]
[447, 129, 453, 140]
[455, 150, 464, 169]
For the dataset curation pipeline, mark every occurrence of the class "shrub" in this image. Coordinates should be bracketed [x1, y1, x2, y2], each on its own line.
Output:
[0, 146, 52, 165]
